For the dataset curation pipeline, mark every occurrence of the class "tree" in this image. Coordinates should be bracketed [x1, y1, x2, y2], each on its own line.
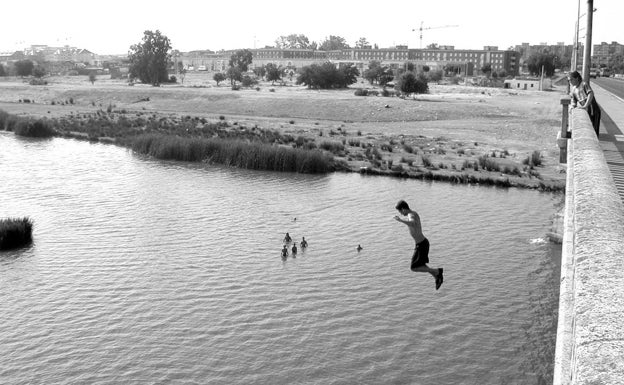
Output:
[319, 35, 350, 51]
[296, 62, 359, 89]
[275, 34, 312, 49]
[14, 60, 34, 77]
[429, 70, 443, 84]
[32, 66, 46, 79]
[177, 62, 187, 83]
[607, 54, 624, 74]
[363, 60, 383, 84]
[229, 49, 253, 72]
[128, 30, 172, 86]
[481, 63, 492, 76]
[265, 63, 282, 85]
[253, 66, 266, 79]
[213, 72, 226, 86]
[354, 37, 370, 49]
[526, 53, 556, 77]
[395, 71, 428, 95]
[226, 66, 242, 85]
[89, 72, 97, 85]
[0, 64, 5, 77]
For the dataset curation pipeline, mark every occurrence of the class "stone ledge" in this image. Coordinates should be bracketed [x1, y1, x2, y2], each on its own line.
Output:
[555, 109, 624, 384]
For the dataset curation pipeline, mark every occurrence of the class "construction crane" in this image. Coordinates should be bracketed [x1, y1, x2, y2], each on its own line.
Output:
[412, 22, 459, 48]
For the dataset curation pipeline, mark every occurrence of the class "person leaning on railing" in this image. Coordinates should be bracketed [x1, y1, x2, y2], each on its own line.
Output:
[568, 70, 601, 136]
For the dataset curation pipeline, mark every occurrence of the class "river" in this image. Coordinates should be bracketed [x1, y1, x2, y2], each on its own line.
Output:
[0, 132, 561, 384]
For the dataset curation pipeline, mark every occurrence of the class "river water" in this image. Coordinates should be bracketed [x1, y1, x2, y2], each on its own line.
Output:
[0, 132, 561, 385]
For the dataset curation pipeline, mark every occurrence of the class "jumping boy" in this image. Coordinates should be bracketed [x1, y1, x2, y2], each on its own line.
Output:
[394, 200, 443, 290]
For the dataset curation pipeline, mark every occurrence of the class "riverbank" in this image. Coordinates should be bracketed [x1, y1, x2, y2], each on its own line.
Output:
[0, 74, 567, 190]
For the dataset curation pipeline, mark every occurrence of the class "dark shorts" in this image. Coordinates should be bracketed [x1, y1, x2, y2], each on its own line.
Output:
[411, 238, 430, 269]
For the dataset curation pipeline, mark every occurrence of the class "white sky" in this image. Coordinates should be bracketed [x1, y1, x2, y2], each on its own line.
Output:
[1, 0, 622, 55]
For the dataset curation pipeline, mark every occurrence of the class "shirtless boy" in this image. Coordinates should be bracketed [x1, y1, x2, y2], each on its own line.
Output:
[394, 200, 443, 290]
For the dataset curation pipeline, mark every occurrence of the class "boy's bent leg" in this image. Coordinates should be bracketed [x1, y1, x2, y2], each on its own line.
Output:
[411, 265, 439, 277]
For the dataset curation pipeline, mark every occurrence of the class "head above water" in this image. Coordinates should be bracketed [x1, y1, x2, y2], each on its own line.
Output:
[395, 200, 410, 213]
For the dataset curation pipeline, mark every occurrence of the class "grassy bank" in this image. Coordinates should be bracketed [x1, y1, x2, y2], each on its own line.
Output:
[0, 217, 33, 250]
[0, 78, 566, 191]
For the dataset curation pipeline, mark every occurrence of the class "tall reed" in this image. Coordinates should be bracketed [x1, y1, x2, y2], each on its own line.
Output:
[130, 134, 334, 173]
[0, 109, 20, 132]
[0, 217, 33, 250]
[14, 119, 56, 138]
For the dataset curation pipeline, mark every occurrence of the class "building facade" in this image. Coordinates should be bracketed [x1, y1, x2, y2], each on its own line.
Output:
[180, 46, 520, 76]
[592, 41, 624, 69]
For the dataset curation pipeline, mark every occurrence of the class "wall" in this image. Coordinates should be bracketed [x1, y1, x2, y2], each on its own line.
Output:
[553, 109, 624, 384]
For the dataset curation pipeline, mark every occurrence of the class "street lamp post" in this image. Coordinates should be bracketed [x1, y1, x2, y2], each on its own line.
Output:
[582, 0, 594, 83]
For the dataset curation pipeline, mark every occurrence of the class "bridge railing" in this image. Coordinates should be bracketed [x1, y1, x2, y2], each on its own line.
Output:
[553, 107, 624, 384]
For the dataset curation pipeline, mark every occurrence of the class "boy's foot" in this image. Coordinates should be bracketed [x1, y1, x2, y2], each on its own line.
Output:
[435, 268, 444, 290]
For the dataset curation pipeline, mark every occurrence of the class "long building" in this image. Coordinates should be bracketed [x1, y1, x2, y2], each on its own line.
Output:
[180, 46, 521, 76]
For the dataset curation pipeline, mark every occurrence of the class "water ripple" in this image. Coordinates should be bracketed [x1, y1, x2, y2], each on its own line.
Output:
[0, 132, 561, 384]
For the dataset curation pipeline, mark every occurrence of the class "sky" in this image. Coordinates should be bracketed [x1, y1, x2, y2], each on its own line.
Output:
[1, 0, 622, 55]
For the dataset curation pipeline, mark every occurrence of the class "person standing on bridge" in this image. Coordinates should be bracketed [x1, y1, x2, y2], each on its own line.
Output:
[569, 70, 601, 137]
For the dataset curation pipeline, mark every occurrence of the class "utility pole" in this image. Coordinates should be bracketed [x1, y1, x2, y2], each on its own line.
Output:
[572, 0, 581, 72]
[582, 0, 594, 83]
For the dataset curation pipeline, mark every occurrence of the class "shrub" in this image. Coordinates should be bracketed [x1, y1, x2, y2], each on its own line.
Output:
[523, 151, 542, 167]
[354, 88, 368, 96]
[14, 119, 56, 138]
[477, 155, 500, 171]
[380, 143, 393, 152]
[319, 141, 345, 154]
[241, 75, 258, 87]
[29, 78, 47, 86]
[395, 71, 428, 94]
[0, 217, 33, 250]
[421, 154, 432, 168]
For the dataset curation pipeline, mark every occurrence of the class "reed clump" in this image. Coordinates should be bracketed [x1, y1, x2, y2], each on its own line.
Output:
[130, 134, 334, 173]
[0, 109, 20, 132]
[14, 119, 56, 138]
[0, 217, 33, 250]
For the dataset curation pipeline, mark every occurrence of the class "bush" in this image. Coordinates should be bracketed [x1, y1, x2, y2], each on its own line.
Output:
[241, 75, 258, 87]
[421, 154, 432, 168]
[395, 71, 428, 94]
[477, 155, 501, 171]
[523, 151, 542, 167]
[0, 217, 33, 250]
[354, 88, 368, 96]
[319, 141, 345, 154]
[14, 119, 56, 138]
[29, 78, 47, 85]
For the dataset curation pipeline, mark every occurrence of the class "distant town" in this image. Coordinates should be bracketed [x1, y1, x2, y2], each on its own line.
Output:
[1, 40, 622, 79]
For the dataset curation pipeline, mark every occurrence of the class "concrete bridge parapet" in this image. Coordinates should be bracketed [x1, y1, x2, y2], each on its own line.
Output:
[554, 108, 624, 384]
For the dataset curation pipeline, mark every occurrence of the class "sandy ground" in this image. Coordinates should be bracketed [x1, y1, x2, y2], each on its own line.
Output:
[0, 73, 568, 189]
